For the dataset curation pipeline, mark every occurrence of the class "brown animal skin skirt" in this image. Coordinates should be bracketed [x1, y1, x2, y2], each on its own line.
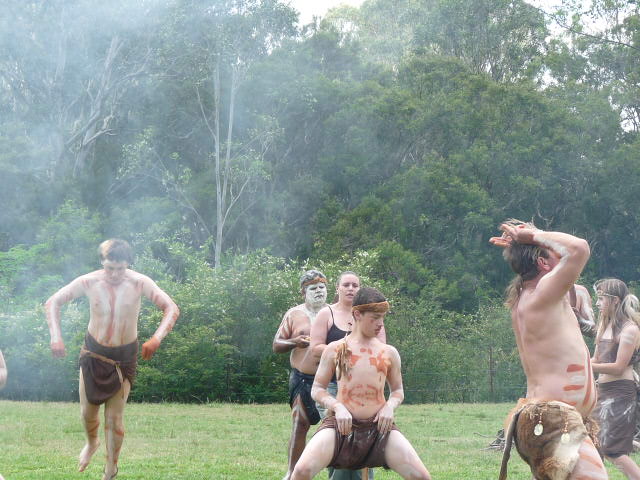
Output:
[595, 379, 638, 458]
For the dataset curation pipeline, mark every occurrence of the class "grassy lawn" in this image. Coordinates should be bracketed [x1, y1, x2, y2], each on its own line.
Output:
[0, 401, 633, 479]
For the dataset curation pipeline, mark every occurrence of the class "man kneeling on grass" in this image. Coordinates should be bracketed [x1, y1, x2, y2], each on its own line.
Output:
[291, 287, 431, 480]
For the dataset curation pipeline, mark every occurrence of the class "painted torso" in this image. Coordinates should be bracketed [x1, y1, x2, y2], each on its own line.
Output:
[80, 270, 151, 346]
[285, 304, 320, 375]
[336, 337, 390, 420]
[514, 290, 596, 417]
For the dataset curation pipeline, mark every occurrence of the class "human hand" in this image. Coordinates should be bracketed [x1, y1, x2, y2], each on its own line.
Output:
[294, 335, 311, 348]
[141, 336, 161, 360]
[334, 402, 353, 435]
[51, 340, 66, 358]
[490, 222, 540, 248]
[374, 403, 395, 435]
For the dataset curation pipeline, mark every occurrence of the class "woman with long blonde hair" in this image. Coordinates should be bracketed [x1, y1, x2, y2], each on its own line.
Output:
[592, 278, 640, 479]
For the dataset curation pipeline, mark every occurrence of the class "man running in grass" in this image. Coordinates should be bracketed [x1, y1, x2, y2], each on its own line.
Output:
[273, 270, 328, 479]
[491, 220, 608, 480]
[291, 287, 431, 480]
[45, 239, 179, 480]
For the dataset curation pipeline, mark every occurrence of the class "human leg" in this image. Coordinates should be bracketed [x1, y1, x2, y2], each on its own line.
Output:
[291, 429, 336, 480]
[608, 454, 640, 480]
[284, 395, 312, 480]
[102, 379, 131, 480]
[78, 368, 101, 472]
[383, 430, 431, 480]
[569, 436, 608, 480]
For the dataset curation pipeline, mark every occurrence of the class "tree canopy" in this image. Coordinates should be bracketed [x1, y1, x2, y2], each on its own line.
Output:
[0, 0, 637, 402]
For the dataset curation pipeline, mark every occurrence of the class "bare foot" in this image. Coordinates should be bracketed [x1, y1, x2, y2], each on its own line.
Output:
[102, 465, 118, 480]
[78, 441, 100, 472]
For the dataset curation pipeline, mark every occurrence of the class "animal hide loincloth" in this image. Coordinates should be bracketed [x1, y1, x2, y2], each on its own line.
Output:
[79, 332, 138, 405]
[500, 400, 599, 480]
[315, 414, 398, 470]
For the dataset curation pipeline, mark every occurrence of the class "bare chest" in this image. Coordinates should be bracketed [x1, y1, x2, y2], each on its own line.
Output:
[87, 283, 142, 319]
[346, 347, 390, 383]
[289, 310, 312, 337]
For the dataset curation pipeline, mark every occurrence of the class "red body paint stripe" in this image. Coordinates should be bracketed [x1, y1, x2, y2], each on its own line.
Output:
[563, 385, 583, 391]
[566, 364, 585, 372]
[579, 452, 604, 469]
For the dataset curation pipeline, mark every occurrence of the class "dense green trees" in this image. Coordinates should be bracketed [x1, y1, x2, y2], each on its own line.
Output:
[1, 0, 639, 402]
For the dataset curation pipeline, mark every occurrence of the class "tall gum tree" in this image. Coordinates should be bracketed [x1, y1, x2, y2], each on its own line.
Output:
[0, 0, 159, 179]
[161, 0, 297, 267]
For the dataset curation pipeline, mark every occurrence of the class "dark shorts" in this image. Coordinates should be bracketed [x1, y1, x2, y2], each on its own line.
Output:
[316, 415, 398, 470]
[289, 368, 321, 425]
[79, 332, 138, 405]
[596, 379, 638, 457]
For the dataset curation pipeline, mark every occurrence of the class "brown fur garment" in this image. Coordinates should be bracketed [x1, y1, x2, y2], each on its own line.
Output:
[514, 401, 587, 480]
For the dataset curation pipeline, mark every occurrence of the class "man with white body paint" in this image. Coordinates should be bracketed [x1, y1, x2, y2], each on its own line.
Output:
[491, 220, 608, 480]
[273, 270, 328, 480]
[45, 239, 179, 480]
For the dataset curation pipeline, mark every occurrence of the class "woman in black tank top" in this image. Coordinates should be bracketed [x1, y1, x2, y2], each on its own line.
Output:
[311, 272, 361, 360]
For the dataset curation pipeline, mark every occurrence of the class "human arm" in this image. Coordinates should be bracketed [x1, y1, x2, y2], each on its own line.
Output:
[575, 285, 596, 336]
[140, 276, 180, 360]
[0, 349, 6, 390]
[491, 223, 590, 305]
[374, 346, 403, 434]
[44, 277, 87, 357]
[592, 324, 640, 375]
[272, 309, 310, 353]
[309, 306, 331, 360]
[311, 343, 352, 435]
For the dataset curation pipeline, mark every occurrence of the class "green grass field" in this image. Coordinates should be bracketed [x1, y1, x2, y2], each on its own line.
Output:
[0, 401, 634, 479]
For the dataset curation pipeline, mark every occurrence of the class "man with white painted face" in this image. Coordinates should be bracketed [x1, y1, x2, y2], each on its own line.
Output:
[45, 239, 179, 480]
[273, 270, 328, 480]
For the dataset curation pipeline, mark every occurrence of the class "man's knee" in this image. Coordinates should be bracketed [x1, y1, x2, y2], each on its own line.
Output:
[291, 462, 313, 480]
[104, 412, 124, 434]
[81, 405, 99, 421]
[292, 410, 311, 431]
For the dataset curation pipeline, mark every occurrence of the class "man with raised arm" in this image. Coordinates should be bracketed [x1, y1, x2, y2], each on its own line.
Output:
[45, 239, 179, 480]
[273, 270, 328, 480]
[291, 287, 431, 480]
[490, 220, 608, 480]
